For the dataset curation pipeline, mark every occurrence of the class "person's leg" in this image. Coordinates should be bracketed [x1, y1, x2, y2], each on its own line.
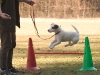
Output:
[7, 32, 16, 69]
[0, 30, 15, 75]
[0, 30, 12, 70]
[0, 29, 3, 69]
[7, 32, 21, 73]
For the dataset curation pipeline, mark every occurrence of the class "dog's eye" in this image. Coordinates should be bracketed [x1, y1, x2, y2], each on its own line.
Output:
[52, 25, 58, 29]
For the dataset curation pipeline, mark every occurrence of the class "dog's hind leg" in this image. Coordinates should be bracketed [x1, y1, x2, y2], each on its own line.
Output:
[65, 41, 71, 47]
[69, 41, 78, 46]
[69, 38, 79, 46]
[69, 43, 75, 46]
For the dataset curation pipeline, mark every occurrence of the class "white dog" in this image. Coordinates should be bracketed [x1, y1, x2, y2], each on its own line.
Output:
[48, 23, 79, 49]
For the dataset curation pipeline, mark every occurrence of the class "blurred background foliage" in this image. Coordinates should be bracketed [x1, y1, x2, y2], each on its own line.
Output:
[19, 0, 100, 18]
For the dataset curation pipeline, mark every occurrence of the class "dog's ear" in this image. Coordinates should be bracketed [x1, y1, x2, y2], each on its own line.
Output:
[52, 25, 59, 29]
[51, 23, 55, 25]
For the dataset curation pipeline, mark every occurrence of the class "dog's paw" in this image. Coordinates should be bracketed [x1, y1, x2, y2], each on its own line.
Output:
[49, 46, 54, 49]
[49, 47, 53, 49]
[64, 44, 69, 47]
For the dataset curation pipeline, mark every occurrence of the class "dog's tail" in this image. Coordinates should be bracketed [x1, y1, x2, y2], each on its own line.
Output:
[71, 25, 79, 33]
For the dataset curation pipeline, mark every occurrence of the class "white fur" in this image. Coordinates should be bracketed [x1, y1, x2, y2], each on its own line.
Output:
[48, 23, 79, 49]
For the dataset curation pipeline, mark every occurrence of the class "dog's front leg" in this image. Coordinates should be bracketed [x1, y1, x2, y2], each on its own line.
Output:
[50, 41, 61, 49]
[49, 39, 57, 49]
[50, 35, 62, 49]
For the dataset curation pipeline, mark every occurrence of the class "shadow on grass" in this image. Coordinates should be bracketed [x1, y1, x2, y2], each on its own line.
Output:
[13, 52, 100, 75]
[16, 61, 100, 75]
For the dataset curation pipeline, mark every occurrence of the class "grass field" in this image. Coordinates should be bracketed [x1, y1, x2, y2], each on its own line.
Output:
[13, 18, 100, 75]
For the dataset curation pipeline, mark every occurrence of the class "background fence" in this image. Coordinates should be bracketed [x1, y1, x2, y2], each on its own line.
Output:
[19, 0, 100, 18]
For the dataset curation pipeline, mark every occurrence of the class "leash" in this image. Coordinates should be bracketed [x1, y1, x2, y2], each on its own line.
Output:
[30, 5, 55, 40]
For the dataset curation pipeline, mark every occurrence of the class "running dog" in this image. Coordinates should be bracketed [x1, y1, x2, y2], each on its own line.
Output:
[48, 23, 79, 49]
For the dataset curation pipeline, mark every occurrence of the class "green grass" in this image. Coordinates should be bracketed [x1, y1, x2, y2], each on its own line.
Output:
[13, 35, 100, 75]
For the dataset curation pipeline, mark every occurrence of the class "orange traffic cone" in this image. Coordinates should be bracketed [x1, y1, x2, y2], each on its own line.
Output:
[23, 38, 40, 70]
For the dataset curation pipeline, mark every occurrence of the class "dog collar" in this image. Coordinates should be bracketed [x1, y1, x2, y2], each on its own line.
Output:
[55, 31, 60, 35]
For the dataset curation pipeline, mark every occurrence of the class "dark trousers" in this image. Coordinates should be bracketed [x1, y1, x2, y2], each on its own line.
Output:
[0, 29, 16, 69]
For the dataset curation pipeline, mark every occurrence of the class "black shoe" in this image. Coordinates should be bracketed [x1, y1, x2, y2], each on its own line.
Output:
[0, 69, 15, 75]
[9, 67, 21, 74]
